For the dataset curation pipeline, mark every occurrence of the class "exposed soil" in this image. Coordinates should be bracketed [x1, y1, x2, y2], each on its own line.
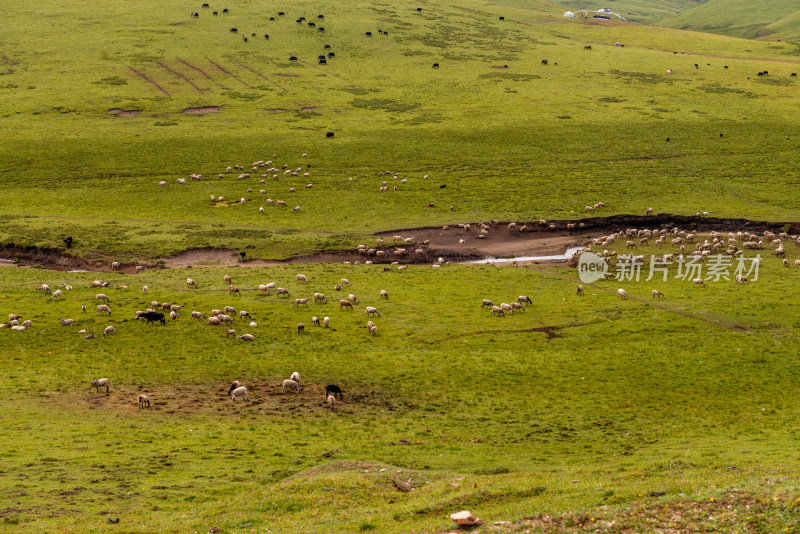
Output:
[107, 108, 142, 117]
[276, 73, 300, 77]
[0, 214, 795, 272]
[182, 106, 220, 114]
[156, 61, 204, 94]
[128, 67, 171, 96]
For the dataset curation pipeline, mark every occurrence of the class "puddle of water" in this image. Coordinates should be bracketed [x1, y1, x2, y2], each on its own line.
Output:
[465, 246, 586, 264]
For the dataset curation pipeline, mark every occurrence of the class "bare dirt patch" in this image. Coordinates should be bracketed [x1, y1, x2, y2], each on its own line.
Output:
[107, 108, 141, 117]
[182, 106, 220, 114]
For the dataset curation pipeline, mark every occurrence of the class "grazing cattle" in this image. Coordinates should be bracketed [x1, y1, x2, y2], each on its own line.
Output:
[324, 44, 331, 49]
[326, 132, 334, 138]
[318, 27, 325, 32]
[243, 36, 248, 42]
[792, 73, 798, 77]
[584, 45, 591, 50]
[222, 8, 228, 13]
[541, 59, 548, 65]
[724, 66, 729, 69]
[264, 34, 269, 39]
[307, 22, 315, 27]
[202, 3, 209, 6]
[213, 11, 217, 15]
[694, 63, 698, 68]
[365, 31, 372, 36]
[278, 11, 285, 15]
[432, 63, 439, 68]
[499, 16, 504, 20]
[289, 56, 298, 61]
[417, 7, 422, 11]
[328, 52, 335, 58]
[230, 27, 238, 32]
[270, 17, 274, 21]
[191, 12, 199, 17]
[319, 58, 327, 64]
[325, 384, 343, 399]
[318, 14, 324, 18]
[139, 311, 165, 326]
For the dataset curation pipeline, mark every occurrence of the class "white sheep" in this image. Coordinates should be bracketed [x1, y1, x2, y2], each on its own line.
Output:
[187, 278, 198, 288]
[237, 334, 254, 341]
[577, 285, 584, 296]
[96, 293, 109, 302]
[282, 379, 301, 393]
[340, 278, 351, 287]
[328, 394, 336, 410]
[297, 274, 308, 283]
[380, 290, 389, 300]
[366, 306, 381, 317]
[617, 288, 628, 299]
[290, 372, 300, 383]
[224, 306, 236, 315]
[323, 316, 330, 328]
[294, 298, 310, 307]
[97, 304, 111, 315]
[50, 290, 63, 300]
[491, 306, 505, 317]
[652, 289, 664, 299]
[231, 386, 248, 401]
[312, 316, 320, 326]
[91, 378, 110, 393]
[170, 311, 178, 320]
[518, 295, 532, 306]
[103, 325, 115, 336]
[191, 311, 206, 319]
[500, 303, 513, 314]
[297, 322, 305, 333]
[692, 278, 706, 288]
[138, 394, 150, 408]
[218, 314, 233, 324]
[142, 285, 148, 294]
[314, 293, 327, 304]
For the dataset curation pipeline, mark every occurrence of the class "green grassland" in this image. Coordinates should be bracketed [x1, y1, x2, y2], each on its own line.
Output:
[2, 243, 800, 532]
[2, 0, 800, 259]
[661, 0, 800, 41]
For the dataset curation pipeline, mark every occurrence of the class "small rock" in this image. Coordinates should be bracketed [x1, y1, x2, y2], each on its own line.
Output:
[450, 510, 481, 526]
[380, 468, 386, 472]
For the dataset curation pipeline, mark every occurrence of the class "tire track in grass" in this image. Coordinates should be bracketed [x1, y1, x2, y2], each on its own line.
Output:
[178, 59, 229, 90]
[207, 59, 251, 88]
[237, 64, 287, 93]
[156, 61, 203, 93]
[525, 264, 750, 331]
[127, 67, 171, 96]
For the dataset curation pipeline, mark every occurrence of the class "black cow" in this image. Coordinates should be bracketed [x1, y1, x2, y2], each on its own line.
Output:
[541, 59, 548, 65]
[365, 31, 372, 36]
[499, 16, 504, 20]
[191, 12, 199, 17]
[432, 63, 439, 68]
[318, 27, 324, 31]
[64, 236, 73, 249]
[724, 65, 728, 69]
[324, 44, 331, 49]
[278, 11, 285, 15]
[383, 31, 389, 35]
[243, 36, 248, 42]
[264, 34, 269, 39]
[378, 29, 383, 34]
[757, 71, 764, 76]
[222, 8, 228, 13]
[307, 22, 315, 27]
[326, 132, 334, 138]
[289, 56, 298, 61]
[328, 52, 335, 58]
[299, 16, 305, 20]
[417, 7, 422, 11]
[230, 27, 237, 32]
[319, 58, 327, 65]
[694, 63, 699, 68]
[792, 73, 797, 77]
[318, 55, 326, 60]
[318, 14, 324, 18]
[296, 19, 302, 23]
[202, 3, 209, 7]
[213, 11, 217, 15]
[764, 70, 769, 75]
[584, 45, 591, 50]
[269, 17, 275, 21]
[325, 385, 343, 399]
[140, 311, 165, 326]
[251, 33, 255, 36]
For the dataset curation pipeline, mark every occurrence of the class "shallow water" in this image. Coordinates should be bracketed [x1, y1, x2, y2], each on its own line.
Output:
[464, 246, 586, 264]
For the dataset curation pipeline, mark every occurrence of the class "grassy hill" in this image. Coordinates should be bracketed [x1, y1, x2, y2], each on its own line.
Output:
[554, 0, 705, 23]
[661, 0, 800, 41]
[1, 0, 800, 260]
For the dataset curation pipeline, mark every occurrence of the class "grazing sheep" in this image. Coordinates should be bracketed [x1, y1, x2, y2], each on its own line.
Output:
[500, 303, 513, 314]
[312, 316, 320, 326]
[136, 266, 145, 273]
[297, 322, 305, 333]
[348, 294, 358, 304]
[231, 386, 248, 401]
[491, 306, 505, 317]
[229, 285, 241, 295]
[37, 284, 51, 294]
[783, 258, 790, 267]
[617, 288, 628, 299]
[170, 311, 178, 320]
[103, 326, 115, 336]
[223, 274, 232, 285]
[314, 292, 327, 304]
[143, 285, 148, 294]
[736, 275, 749, 284]
[518, 295, 532, 306]
[276, 288, 290, 297]
[646, 207, 653, 215]
[208, 316, 221, 326]
[294, 298, 310, 307]
[380, 289, 389, 300]
[290, 372, 300, 383]
[225, 328, 236, 338]
[340, 278, 351, 287]
[323, 316, 330, 328]
[297, 274, 309, 283]
[577, 285, 584, 296]
[218, 314, 233, 325]
[334, 284, 342, 291]
[91, 378, 110, 393]
[481, 299, 493, 309]
[191, 311, 206, 320]
[96, 293, 110, 302]
[339, 300, 353, 310]
[282, 379, 301, 393]
[237, 334, 254, 341]
[187, 278, 198, 288]
[366, 306, 381, 317]
[328, 394, 336, 410]
[138, 394, 150, 408]
[111, 261, 121, 270]
[693, 278, 706, 288]
[652, 289, 664, 299]
[239, 310, 251, 319]
[97, 304, 111, 315]
[227, 381, 242, 395]
[50, 290, 63, 300]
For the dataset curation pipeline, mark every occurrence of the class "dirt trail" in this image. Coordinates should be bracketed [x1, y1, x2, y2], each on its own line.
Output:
[178, 59, 229, 89]
[237, 64, 287, 92]
[156, 61, 204, 93]
[128, 67, 171, 96]
[208, 60, 251, 88]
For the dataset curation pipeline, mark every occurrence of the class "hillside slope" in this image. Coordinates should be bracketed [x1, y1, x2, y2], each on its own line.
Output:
[661, 0, 800, 41]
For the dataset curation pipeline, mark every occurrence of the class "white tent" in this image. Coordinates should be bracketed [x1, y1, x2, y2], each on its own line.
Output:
[563, 11, 575, 17]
